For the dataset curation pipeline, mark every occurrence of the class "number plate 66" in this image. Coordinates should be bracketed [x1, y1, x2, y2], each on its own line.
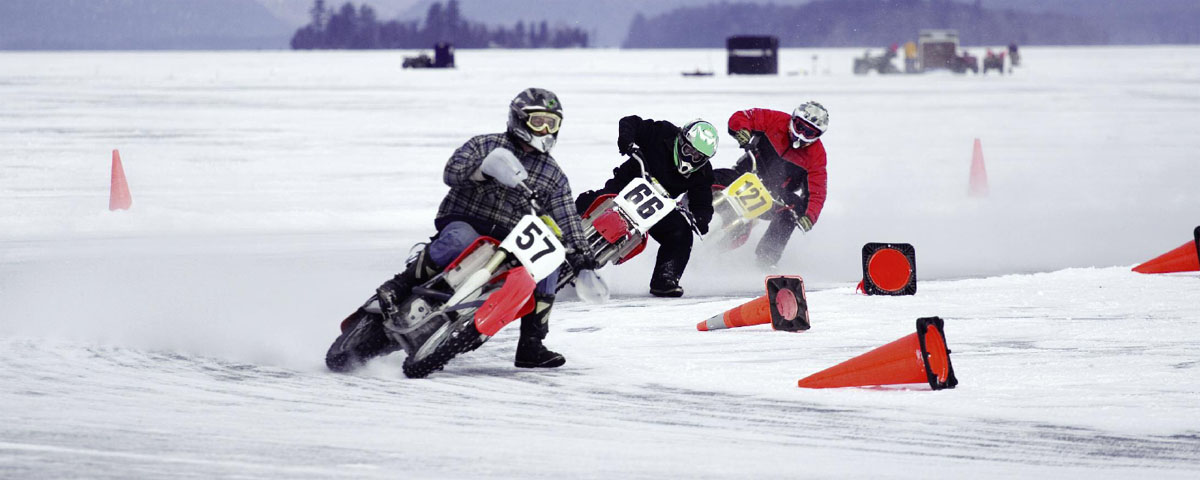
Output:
[613, 177, 673, 232]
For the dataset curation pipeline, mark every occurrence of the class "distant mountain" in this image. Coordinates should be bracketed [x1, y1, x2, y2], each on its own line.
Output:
[256, 0, 420, 27]
[397, 0, 776, 47]
[623, 0, 1115, 48]
[983, 0, 1200, 44]
[0, 0, 293, 50]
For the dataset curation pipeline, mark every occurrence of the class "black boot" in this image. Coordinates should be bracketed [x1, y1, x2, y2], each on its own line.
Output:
[647, 217, 692, 298]
[515, 336, 566, 368]
[649, 256, 687, 298]
[377, 246, 439, 322]
[514, 294, 565, 368]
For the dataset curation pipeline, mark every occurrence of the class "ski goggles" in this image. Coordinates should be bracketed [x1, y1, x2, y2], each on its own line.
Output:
[790, 116, 823, 142]
[677, 141, 710, 174]
[525, 111, 562, 135]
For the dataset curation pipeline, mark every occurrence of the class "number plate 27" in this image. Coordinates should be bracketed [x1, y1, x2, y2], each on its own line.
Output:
[501, 215, 567, 281]
[727, 173, 773, 219]
[613, 177, 673, 232]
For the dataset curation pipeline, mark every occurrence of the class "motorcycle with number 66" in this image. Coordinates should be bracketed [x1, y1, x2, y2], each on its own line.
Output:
[558, 151, 694, 291]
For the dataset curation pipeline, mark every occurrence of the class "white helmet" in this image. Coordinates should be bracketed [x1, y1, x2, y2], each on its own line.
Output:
[790, 101, 828, 148]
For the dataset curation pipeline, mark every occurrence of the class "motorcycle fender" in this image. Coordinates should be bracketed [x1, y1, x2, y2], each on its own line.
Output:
[474, 266, 537, 336]
[339, 307, 367, 333]
[582, 193, 617, 219]
[593, 209, 630, 244]
[616, 238, 647, 265]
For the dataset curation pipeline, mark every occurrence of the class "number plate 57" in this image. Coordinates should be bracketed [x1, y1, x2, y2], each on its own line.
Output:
[501, 215, 567, 281]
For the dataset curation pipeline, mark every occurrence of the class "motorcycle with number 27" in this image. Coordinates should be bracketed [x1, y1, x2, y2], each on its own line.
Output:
[707, 147, 802, 251]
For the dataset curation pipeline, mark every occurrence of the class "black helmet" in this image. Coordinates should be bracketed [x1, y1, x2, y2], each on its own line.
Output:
[507, 88, 563, 153]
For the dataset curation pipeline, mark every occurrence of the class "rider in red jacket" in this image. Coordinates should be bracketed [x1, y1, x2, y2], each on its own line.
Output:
[718, 101, 829, 268]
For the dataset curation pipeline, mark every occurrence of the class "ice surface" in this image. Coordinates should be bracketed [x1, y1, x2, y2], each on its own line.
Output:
[1, 47, 1199, 478]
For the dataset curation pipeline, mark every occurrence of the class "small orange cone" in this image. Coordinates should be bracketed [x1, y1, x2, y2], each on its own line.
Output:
[798, 317, 957, 390]
[1132, 229, 1200, 274]
[697, 276, 809, 332]
[968, 138, 988, 197]
[860, 242, 916, 295]
[109, 149, 132, 211]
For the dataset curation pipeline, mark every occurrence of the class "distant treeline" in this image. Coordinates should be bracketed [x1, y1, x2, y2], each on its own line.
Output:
[291, 0, 588, 49]
[624, 0, 1108, 48]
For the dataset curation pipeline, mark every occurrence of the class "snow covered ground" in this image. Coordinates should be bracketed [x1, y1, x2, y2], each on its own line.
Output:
[1, 47, 1198, 478]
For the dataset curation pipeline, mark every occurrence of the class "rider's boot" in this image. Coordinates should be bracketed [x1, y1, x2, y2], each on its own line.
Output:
[514, 294, 566, 368]
[377, 246, 439, 323]
[649, 255, 688, 298]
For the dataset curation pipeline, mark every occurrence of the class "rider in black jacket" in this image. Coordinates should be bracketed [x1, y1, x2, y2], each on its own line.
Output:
[575, 115, 718, 297]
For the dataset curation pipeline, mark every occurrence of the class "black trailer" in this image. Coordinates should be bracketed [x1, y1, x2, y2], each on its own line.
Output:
[727, 36, 778, 75]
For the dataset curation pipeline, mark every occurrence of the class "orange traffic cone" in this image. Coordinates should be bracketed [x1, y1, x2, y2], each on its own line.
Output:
[1132, 228, 1200, 274]
[798, 317, 957, 390]
[109, 149, 132, 211]
[968, 138, 988, 197]
[860, 242, 916, 295]
[697, 276, 809, 332]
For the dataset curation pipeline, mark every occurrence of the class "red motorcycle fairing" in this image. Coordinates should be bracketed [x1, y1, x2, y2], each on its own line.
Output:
[592, 209, 630, 243]
[474, 266, 537, 336]
[581, 193, 617, 218]
[444, 237, 502, 271]
[616, 240, 647, 265]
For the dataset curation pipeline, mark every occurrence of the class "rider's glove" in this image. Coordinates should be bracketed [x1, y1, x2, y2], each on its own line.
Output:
[477, 148, 528, 188]
[567, 250, 600, 272]
[733, 129, 754, 148]
[618, 139, 637, 156]
[795, 213, 813, 232]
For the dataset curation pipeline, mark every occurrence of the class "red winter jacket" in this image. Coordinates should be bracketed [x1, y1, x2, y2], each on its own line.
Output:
[727, 108, 828, 224]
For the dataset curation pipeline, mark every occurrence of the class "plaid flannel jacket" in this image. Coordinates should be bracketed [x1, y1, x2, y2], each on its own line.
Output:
[436, 132, 590, 255]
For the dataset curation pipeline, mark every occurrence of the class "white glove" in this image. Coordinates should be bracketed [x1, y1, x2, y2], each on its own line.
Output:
[476, 148, 528, 188]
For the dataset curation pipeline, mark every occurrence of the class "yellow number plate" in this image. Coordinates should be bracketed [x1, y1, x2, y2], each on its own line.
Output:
[727, 173, 773, 219]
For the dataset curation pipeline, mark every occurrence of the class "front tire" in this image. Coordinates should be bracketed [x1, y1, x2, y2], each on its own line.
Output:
[401, 318, 485, 378]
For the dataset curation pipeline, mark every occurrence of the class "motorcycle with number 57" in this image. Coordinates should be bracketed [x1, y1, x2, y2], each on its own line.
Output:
[326, 182, 587, 378]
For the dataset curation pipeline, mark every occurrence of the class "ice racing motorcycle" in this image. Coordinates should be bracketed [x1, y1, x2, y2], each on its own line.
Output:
[707, 148, 802, 251]
[326, 183, 598, 378]
[558, 151, 693, 290]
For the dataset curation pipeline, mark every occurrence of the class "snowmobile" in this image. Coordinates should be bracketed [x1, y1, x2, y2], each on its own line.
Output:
[326, 182, 602, 378]
[707, 148, 801, 251]
[557, 150, 693, 290]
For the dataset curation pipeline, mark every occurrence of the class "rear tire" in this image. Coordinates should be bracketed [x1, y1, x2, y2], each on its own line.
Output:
[325, 310, 401, 373]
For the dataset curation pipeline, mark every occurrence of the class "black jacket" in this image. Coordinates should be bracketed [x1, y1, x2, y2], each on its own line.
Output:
[600, 116, 714, 230]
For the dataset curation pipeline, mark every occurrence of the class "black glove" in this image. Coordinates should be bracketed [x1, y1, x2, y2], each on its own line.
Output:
[567, 249, 599, 272]
[697, 220, 709, 235]
[617, 136, 636, 156]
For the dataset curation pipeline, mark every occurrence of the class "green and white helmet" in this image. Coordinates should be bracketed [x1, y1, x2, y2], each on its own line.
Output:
[674, 119, 718, 176]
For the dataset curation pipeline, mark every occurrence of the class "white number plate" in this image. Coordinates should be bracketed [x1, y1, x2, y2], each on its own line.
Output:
[500, 215, 567, 281]
[613, 177, 673, 232]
